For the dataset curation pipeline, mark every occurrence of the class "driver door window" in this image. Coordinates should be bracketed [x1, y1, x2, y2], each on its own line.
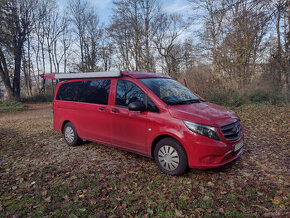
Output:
[115, 80, 144, 107]
[115, 80, 159, 112]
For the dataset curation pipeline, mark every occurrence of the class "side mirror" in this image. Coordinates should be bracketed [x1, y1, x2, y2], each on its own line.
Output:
[128, 101, 146, 112]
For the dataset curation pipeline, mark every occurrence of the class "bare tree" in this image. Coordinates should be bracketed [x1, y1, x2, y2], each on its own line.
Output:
[50, 16, 71, 74]
[83, 9, 103, 71]
[139, 0, 160, 71]
[60, 17, 72, 73]
[216, 0, 269, 90]
[110, 0, 161, 71]
[181, 38, 195, 71]
[99, 35, 115, 71]
[0, 0, 37, 99]
[22, 41, 33, 96]
[69, 0, 88, 71]
[189, 0, 226, 74]
[69, 0, 103, 72]
[189, 0, 279, 91]
[154, 13, 185, 78]
[33, 0, 52, 93]
[110, 0, 142, 71]
[262, 0, 289, 93]
[109, 9, 134, 70]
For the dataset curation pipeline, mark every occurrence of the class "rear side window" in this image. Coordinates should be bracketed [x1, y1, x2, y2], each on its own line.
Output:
[56, 80, 111, 105]
[115, 80, 159, 112]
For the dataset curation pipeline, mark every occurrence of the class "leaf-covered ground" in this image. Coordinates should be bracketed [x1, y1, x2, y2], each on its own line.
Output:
[0, 104, 289, 217]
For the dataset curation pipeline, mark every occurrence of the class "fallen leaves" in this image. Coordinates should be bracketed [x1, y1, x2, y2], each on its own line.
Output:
[0, 104, 289, 217]
[44, 196, 52, 203]
[78, 194, 85, 199]
[41, 190, 47, 196]
[175, 209, 183, 217]
[207, 181, 215, 187]
[70, 175, 77, 180]
[203, 195, 211, 201]
[218, 207, 224, 213]
[90, 199, 97, 205]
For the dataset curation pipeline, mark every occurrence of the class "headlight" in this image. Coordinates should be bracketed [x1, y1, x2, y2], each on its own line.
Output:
[184, 121, 220, 141]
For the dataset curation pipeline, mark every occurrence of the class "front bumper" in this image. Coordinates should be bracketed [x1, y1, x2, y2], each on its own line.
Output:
[189, 146, 244, 169]
[183, 131, 244, 169]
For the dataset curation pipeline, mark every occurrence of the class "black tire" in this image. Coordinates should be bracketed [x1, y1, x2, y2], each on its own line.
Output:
[154, 137, 188, 176]
[63, 122, 81, 146]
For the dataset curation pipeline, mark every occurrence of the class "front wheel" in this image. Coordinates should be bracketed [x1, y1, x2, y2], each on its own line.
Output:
[63, 122, 81, 146]
[154, 138, 188, 176]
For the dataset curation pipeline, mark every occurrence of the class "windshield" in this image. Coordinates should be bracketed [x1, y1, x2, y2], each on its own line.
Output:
[139, 78, 202, 105]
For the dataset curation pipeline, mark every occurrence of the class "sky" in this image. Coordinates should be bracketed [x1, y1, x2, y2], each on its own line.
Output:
[59, 0, 192, 24]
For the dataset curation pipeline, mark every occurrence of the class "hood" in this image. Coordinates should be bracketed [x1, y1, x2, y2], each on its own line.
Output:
[168, 102, 239, 127]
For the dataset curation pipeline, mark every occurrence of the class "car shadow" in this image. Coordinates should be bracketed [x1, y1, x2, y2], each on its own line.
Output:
[186, 158, 240, 176]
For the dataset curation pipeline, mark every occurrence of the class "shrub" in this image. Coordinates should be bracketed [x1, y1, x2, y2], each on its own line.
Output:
[248, 90, 270, 103]
[203, 91, 247, 107]
[269, 93, 288, 106]
[21, 93, 54, 103]
[203, 89, 288, 107]
[248, 90, 288, 105]
[0, 100, 26, 113]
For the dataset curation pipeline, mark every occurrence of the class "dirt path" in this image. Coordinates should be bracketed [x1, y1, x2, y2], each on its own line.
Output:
[0, 104, 289, 217]
[0, 103, 53, 120]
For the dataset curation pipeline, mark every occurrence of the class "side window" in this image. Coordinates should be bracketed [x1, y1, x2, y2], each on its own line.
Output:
[80, 80, 111, 105]
[56, 82, 79, 101]
[56, 80, 111, 105]
[115, 80, 144, 107]
[115, 80, 159, 112]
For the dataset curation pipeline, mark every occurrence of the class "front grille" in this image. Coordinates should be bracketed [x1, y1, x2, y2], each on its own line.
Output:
[220, 121, 242, 141]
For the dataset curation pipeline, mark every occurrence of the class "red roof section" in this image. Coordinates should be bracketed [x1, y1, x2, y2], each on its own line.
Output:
[40, 73, 56, 79]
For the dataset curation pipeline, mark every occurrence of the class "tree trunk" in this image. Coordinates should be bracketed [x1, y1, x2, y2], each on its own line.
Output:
[41, 38, 46, 93]
[35, 32, 41, 93]
[212, 46, 217, 74]
[27, 35, 33, 96]
[287, 1, 290, 95]
[13, 42, 23, 99]
[276, 4, 282, 92]
[0, 69, 14, 99]
[80, 37, 84, 71]
[145, 7, 150, 71]
[0, 49, 14, 98]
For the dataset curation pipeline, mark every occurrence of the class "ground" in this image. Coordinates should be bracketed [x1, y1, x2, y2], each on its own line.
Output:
[0, 104, 289, 217]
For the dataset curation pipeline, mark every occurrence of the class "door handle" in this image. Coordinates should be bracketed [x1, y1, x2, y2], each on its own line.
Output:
[111, 109, 119, 113]
[98, 107, 106, 111]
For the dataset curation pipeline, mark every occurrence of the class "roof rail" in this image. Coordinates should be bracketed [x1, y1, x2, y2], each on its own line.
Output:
[40, 71, 122, 80]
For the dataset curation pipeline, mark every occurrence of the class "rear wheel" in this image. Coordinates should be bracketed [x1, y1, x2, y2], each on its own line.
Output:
[154, 138, 188, 176]
[63, 122, 81, 146]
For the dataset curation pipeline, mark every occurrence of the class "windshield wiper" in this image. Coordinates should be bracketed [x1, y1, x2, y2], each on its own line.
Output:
[169, 99, 202, 105]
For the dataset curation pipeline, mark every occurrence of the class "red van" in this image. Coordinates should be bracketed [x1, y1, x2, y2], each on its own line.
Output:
[41, 71, 244, 176]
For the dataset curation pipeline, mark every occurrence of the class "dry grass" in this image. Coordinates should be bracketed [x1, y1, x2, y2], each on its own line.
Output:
[0, 104, 289, 217]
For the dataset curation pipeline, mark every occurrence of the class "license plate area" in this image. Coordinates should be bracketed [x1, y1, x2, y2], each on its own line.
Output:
[234, 140, 244, 152]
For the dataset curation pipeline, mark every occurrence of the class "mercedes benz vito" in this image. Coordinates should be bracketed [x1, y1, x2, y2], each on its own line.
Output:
[41, 71, 244, 176]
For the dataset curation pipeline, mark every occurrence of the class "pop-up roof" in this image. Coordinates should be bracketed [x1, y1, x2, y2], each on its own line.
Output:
[40, 71, 121, 80]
